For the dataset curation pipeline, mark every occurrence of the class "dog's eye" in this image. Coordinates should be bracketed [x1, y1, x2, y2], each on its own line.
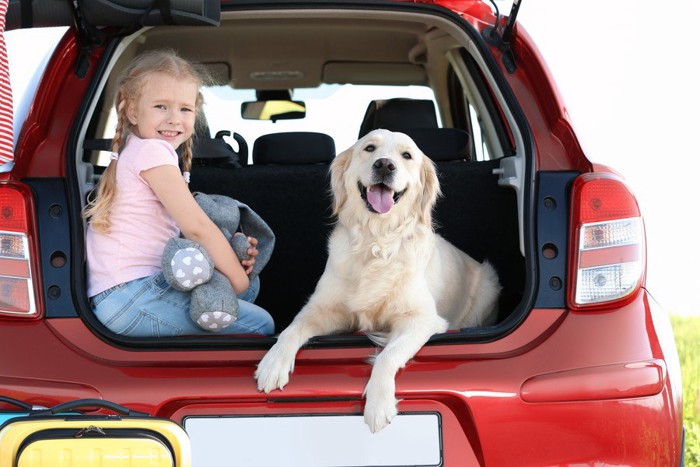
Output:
[364, 144, 376, 152]
[402, 151, 412, 160]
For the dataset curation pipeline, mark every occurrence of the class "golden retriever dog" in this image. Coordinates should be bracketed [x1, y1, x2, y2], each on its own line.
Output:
[255, 129, 501, 433]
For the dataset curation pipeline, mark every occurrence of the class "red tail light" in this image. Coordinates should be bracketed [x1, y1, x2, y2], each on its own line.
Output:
[0, 184, 39, 317]
[568, 172, 646, 310]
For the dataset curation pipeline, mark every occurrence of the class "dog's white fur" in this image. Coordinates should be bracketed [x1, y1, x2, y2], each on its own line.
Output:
[255, 129, 500, 432]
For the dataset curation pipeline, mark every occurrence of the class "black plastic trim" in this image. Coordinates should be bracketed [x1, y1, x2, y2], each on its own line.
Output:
[533, 171, 578, 308]
[680, 426, 685, 467]
[24, 178, 78, 318]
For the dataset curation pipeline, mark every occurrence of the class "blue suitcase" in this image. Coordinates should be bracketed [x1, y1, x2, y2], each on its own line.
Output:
[0, 396, 47, 426]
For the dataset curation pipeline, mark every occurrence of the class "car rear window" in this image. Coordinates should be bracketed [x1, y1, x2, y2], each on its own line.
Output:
[94, 83, 438, 166]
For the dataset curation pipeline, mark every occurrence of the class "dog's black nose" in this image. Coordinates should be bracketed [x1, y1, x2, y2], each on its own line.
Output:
[373, 158, 396, 176]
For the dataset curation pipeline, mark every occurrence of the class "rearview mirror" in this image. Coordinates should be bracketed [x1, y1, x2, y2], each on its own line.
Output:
[241, 100, 306, 122]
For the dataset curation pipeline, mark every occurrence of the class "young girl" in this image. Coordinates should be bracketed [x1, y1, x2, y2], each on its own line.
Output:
[84, 49, 274, 337]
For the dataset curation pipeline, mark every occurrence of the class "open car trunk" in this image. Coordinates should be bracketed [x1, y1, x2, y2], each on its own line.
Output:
[25, 1, 534, 347]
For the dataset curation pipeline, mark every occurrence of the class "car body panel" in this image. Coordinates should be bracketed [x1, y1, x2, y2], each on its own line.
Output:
[0, 294, 683, 464]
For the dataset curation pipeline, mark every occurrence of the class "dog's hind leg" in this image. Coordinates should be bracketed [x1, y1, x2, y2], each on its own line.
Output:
[255, 300, 351, 393]
[363, 312, 448, 433]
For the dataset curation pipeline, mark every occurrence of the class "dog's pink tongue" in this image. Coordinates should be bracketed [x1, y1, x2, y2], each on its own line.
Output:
[367, 185, 394, 214]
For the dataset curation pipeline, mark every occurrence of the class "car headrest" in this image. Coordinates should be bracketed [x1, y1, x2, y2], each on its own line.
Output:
[358, 98, 439, 138]
[252, 132, 336, 165]
[400, 128, 474, 162]
[190, 119, 246, 168]
[192, 137, 243, 169]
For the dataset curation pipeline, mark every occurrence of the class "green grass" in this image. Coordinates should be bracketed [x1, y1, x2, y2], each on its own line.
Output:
[671, 315, 700, 466]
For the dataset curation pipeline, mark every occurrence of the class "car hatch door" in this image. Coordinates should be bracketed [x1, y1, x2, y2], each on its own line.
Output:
[4, 0, 220, 31]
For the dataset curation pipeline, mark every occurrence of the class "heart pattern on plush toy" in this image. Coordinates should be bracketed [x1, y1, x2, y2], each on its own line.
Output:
[167, 245, 213, 293]
[197, 311, 234, 330]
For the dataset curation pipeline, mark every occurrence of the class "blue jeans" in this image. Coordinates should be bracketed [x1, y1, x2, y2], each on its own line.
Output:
[90, 272, 274, 336]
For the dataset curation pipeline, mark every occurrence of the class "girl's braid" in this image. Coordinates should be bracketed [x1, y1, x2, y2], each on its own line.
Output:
[181, 137, 193, 175]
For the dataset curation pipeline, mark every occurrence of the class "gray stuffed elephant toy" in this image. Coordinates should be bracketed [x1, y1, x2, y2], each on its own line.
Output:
[161, 192, 275, 332]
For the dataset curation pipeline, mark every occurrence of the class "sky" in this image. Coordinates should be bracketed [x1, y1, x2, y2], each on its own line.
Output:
[514, 0, 700, 316]
[5, 2, 699, 316]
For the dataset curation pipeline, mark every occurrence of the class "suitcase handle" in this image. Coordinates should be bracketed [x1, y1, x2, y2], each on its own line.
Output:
[36, 399, 149, 416]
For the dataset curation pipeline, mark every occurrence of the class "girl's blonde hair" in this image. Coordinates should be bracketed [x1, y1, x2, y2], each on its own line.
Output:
[83, 49, 205, 233]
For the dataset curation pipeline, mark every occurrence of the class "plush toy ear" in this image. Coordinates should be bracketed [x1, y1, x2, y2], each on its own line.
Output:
[236, 200, 276, 280]
[193, 192, 217, 218]
[330, 146, 352, 216]
[199, 193, 241, 231]
[418, 153, 441, 227]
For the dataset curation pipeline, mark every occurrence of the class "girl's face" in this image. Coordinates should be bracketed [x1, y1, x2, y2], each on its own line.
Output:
[126, 72, 198, 150]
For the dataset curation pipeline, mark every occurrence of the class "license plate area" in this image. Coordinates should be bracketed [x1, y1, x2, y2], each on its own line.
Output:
[184, 412, 443, 466]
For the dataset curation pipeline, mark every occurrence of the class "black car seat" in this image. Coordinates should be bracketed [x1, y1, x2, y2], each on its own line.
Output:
[358, 98, 474, 162]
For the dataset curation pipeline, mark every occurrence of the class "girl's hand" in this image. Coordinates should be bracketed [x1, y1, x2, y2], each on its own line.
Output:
[240, 235, 259, 275]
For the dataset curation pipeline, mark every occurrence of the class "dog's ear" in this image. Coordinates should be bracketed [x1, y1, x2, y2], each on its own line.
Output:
[419, 155, 441, 226]
[330, 146, 352, 215]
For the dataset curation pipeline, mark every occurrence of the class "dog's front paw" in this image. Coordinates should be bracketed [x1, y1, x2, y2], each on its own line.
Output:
[363, 378, 398, 433]
[254, 343, 295, 393]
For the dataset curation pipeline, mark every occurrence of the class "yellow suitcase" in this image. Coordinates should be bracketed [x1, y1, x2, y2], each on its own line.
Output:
[0, 399, 191, 467]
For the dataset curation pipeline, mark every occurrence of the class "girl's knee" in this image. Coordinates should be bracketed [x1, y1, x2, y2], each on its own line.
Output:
[257, 313, 275, 335]
[245, 308, 275, 335]
[236, 301, 274, 335]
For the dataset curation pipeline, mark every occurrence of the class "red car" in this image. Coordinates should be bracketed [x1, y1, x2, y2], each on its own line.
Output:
[0, 0, 683, 465]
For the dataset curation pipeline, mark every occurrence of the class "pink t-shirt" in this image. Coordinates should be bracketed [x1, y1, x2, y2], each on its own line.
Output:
[86, 135, 180, 297]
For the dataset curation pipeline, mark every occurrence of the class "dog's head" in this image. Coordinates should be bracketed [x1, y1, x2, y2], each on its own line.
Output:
[330, 129, 440, 226]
